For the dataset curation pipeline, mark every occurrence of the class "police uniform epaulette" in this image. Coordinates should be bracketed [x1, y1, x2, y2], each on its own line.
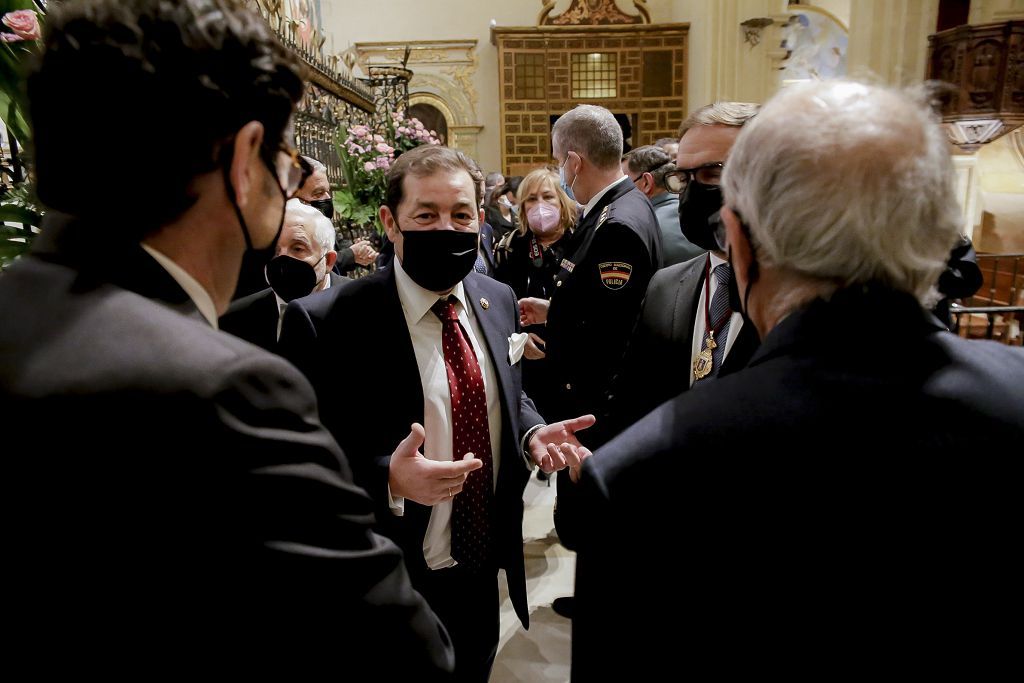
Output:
[495, 230, 516, 252]
[595, 205, 611, 230]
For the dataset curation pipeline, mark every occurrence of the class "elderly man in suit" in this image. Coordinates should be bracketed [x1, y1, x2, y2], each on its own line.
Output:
[295, 155, 378, 272]
[280, 144, 594, 683]
[221, 199, 348, 351]
[0, 0, 454, 675]
[572, 80, 1024, 681]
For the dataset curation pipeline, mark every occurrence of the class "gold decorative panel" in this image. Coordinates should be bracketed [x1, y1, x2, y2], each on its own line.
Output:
[491, 23, 688, 174]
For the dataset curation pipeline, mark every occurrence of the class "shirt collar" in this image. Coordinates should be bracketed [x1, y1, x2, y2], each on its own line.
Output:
[583, 174, 630, 218]
[140, 243, 218, 329]
[394, 256, 468, 326]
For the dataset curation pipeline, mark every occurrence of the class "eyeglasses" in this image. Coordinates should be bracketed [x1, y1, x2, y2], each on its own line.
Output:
[663, 162, 724, 194]
[629, 159, 671, 185]
[273, 143, 314, 197]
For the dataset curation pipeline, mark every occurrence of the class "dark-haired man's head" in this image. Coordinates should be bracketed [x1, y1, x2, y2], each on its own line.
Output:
[30, 0, 304, 237]
[623, 145, 673, 200]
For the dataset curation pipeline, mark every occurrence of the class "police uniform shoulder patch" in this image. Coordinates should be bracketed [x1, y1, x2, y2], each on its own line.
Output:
[595, 205, 610, 230]
[598, 261, 632, 290]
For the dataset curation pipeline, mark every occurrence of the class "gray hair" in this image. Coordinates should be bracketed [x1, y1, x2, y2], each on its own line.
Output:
[285, 198, 335, 255]
[721, 80, 961, 305]
[678, 101, 760, 139]
[301, 155, 327, 174]
[624, 145, 673, 189]
[552, 104, 623, 170]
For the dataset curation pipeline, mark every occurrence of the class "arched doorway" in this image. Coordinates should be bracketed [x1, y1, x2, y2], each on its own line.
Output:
[408, 103, 449, 146]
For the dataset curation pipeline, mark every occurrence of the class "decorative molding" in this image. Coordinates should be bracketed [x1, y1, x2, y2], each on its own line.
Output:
[539, 0, 649, 26]
[409, 73, 477, 126]
[945, 119, 1009, 150]
[1011, 128, 1024, 172]
[740, 17, 775, 47]
[355, 40, 478, 72]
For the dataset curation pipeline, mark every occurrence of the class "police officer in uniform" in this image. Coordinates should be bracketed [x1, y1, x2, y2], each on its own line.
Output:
[519, 105, 662, 560]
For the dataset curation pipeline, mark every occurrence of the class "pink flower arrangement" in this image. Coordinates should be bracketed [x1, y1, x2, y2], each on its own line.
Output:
[2, 10, 40, 42]
[335, 109, 441, 232]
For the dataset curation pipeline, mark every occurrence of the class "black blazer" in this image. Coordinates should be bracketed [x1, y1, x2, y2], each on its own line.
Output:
[602, 253, 760, 441]
[0, 213, 453, 676]
[220, 272, 349, 352]
[279, 268, 545, 627]
[572, 286, 1024, 681]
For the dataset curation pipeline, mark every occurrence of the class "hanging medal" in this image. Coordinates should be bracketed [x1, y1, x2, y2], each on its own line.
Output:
[692, 256, 731, 381]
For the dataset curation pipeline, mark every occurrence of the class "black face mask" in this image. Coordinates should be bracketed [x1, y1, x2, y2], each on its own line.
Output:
[726, 221, 759, 321]
[225, 153, 287, 268]
[678, 181, 725, 253]
[399, 226, 479, 292]
[308, 198, 334, 220]
[264, 253, 324, 302]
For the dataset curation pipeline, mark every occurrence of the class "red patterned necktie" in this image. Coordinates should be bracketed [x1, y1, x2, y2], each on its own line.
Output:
[432, 296, 494, 571]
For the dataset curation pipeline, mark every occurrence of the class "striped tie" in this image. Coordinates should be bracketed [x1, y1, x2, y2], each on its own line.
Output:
[710, 262, 732, 375]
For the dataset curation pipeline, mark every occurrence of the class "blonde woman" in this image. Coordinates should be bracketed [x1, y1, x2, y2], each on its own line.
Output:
[493, 168, 578, 420]
[493, 168, 577, 301]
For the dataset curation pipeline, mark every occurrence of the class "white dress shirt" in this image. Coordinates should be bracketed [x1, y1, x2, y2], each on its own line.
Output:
[392, 258, 502, 570]
[141, 243, 218, 329]
[689, 251, 744, 387]
[582, 174, 630, 219]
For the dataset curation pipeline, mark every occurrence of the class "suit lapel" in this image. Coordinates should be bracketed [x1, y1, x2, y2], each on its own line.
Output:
[381, 270, 426, 420]
[673, 255, 708, 344]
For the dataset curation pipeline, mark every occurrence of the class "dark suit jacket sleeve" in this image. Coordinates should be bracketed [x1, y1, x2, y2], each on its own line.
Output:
[581, 222, 657, 407]
[221, 351, 453, 677]
[335, 241, 357, 274]
[600, 268, 679, 444]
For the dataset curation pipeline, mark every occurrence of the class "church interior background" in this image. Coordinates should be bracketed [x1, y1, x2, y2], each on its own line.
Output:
[2, 1, 1022, 679]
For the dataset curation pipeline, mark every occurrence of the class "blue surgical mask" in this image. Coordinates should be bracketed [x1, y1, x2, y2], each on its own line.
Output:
[559, 155, 577, 202]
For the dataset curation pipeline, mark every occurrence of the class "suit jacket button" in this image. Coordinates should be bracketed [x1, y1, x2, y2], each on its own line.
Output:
[556, 280, 563, 287]
[565, 383, 572, 390]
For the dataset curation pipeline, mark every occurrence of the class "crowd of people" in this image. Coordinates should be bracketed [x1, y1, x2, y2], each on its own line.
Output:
[1, 1, 1022, 680]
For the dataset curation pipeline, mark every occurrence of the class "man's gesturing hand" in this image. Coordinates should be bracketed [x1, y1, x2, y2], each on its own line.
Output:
[389, 423, 483, 506]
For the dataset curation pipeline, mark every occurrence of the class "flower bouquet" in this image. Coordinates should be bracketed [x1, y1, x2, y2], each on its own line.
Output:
[334, 109, 440, 234]
[1, 3, 44, 269]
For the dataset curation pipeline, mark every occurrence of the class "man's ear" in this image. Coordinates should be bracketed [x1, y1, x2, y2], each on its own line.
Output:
[722, 205, 753, 289]
[324, 250, 338, 270]
[380, 205, 399, 244]
[228, 121, 265, 209]
[640, 172, 656, 197]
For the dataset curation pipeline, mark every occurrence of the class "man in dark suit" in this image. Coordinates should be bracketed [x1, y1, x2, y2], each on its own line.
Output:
[0, 1, 452, 675]
[572, 80, 1024, 681]
[280, 145, 594, 682]
[221, 199, 349, 352]
[623, 144, 704, 266]
[518, 105, 662, 562]
[603, 102, 761, 440]
[297, 155, 378, 274]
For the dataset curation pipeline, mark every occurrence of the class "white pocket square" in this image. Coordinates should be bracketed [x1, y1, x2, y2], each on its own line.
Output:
[508, 332, 528, 365]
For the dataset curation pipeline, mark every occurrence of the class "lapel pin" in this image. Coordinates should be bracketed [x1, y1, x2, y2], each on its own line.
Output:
[480, 297, 490, 310]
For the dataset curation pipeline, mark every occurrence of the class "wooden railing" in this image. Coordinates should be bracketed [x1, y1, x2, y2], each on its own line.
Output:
[951, 253, 1024, 346]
